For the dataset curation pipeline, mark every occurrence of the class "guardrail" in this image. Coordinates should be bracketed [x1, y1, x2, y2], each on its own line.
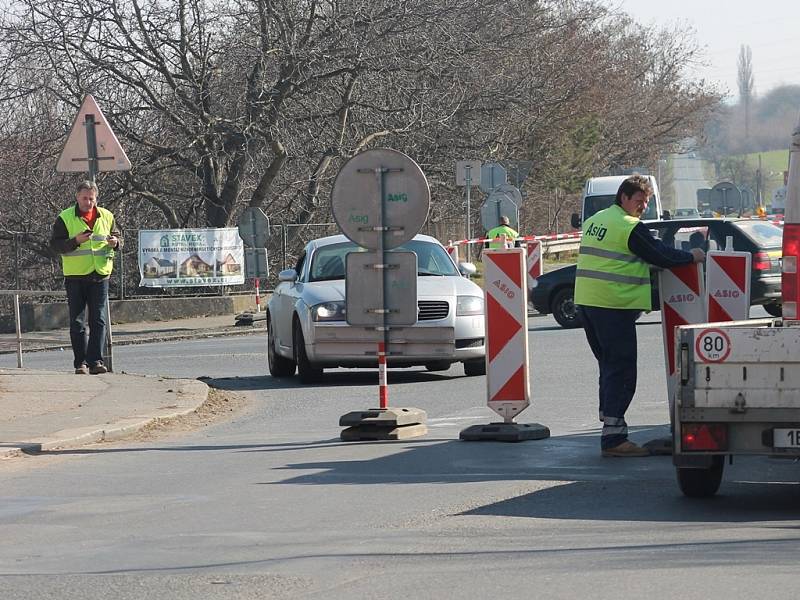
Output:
[0, 290, 66, 368]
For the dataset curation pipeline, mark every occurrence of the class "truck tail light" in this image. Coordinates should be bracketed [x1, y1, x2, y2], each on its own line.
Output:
[783, 223, 800, 319]
[752, 251, 771, 271]
[682, 423, 728, 451]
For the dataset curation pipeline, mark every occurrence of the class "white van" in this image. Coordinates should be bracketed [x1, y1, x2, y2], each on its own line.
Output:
[570, 175, 664, 229]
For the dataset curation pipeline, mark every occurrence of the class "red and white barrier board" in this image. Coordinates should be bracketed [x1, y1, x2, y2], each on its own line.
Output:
[445, 242, 460, 265]
[658, 263, 706, 412]
[525, 241, 542, 293]
[705, 246, 751, 322]
[483, 248, 530, 421]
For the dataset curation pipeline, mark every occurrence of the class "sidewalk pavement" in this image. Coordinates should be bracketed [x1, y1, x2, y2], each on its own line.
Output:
[0, 312, 266, 459]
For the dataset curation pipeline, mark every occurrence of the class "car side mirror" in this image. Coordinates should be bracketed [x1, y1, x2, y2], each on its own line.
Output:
[570, 213, 581, 229]
[278, 269, 298, 282]
[661, 210, 671, 220]
[459, 262, 477, 277]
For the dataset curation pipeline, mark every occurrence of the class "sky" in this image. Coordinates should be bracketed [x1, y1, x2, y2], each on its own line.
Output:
[614, 0, 800, 100]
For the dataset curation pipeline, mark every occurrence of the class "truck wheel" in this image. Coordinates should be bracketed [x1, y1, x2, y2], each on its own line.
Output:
[267, 314, 296, 377]
[551, 288, 581, 329]
[293, 319, 323, 384]
[676, 456, 724, 498]
[763, 303, 782, 317]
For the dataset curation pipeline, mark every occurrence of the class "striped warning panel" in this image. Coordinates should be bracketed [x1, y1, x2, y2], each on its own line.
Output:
[483, 248, 530, 421]
[658, 263, 706, 413]
[706, 250, 751, 322]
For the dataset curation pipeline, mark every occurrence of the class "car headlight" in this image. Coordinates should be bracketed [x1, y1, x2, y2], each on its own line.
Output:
[456, 295, 484, 316]
[311, 301, 346, 322]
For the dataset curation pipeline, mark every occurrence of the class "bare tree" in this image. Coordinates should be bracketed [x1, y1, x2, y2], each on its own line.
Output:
[738, 44, 755, 139]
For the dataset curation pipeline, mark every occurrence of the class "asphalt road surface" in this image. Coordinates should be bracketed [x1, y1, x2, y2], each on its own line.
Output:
[2, 309, 799, 599]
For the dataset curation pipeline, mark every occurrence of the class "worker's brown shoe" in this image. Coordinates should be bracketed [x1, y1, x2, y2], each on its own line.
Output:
[74, 364, 89, 375]
[89, 361, 107, 375]
[602, 441, 650, 457]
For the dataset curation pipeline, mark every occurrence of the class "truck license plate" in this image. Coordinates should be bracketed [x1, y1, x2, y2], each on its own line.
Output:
[772, 429, 800, 449]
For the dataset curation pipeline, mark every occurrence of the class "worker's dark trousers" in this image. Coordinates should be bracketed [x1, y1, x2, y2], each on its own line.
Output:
[577, 306, 640, 450]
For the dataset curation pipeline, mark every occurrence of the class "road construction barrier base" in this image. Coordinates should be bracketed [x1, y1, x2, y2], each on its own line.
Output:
[459, 422, 550, 443]
[339, 407, 427, 427]
[340, 422, 428, 441]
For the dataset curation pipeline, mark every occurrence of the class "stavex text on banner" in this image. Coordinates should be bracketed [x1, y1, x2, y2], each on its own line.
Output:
[138, 228, 245, 287]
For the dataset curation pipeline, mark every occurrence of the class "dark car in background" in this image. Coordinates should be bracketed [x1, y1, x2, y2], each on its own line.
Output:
[531, 218, 784, 328]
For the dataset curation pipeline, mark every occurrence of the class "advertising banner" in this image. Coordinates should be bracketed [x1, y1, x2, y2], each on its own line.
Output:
[138, 228, 244, 287]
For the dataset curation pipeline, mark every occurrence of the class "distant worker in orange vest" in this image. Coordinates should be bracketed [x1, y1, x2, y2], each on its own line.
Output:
[486, 216, 519, 249]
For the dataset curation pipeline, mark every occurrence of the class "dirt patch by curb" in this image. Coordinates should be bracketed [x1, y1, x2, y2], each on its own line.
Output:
[130, 387, 251, 441]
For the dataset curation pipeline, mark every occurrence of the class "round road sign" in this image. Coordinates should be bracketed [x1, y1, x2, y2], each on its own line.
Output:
[331, 148, 430, 250]
[695, 328, 732, 363]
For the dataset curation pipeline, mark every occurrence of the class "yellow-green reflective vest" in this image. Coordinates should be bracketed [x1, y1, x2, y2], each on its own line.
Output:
[574, 204, 651, 310]
[486, 225, 518, 249]
[58, 205, 116, 277]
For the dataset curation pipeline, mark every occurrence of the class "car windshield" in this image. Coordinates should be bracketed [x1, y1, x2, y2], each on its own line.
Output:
[309, 239, 459, 282]
[734, 220, 783, 248]
[585, 194, 659, 221]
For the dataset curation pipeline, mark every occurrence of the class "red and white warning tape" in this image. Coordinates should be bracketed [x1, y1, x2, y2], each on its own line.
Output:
[447, 231, 582, 248]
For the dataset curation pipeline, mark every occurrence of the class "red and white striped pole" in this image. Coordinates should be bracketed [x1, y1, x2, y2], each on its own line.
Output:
[254, 277, 261, 312]
[378, 341, 388, 409]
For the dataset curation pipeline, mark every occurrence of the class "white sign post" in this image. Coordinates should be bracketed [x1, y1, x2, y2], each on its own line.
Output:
[333, 148, 431, 441]
[456, 160, 482, 263]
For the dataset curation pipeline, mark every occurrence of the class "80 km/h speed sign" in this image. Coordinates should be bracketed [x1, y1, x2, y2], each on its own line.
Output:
[695, 328, 732, 363]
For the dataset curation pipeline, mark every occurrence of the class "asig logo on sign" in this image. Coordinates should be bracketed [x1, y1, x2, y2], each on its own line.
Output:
[713, 289, 741, 298]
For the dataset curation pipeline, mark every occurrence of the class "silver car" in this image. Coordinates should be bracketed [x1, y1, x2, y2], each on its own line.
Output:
[267, 234, 486, 382]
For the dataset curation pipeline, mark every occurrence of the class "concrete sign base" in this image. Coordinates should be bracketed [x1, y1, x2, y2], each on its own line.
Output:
[341, 422, 428, 441]
[339, 407, 427, 441]
[459, 422, 550, 442]
[339, 407, 427, 427]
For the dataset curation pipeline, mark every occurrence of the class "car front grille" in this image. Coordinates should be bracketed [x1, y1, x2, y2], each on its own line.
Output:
[418, 300, 449, 321]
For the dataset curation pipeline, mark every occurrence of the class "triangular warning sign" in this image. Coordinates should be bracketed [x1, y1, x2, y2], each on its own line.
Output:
[56, 95, 132, 173]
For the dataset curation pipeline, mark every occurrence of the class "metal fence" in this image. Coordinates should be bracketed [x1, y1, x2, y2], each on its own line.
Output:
[0, 217, 565, 308]
[1, 218, 475, 300]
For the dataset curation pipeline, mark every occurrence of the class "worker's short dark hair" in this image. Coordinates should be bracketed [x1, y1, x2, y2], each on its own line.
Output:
[615, 175, 653, 205]
[77, 180, 98, 194]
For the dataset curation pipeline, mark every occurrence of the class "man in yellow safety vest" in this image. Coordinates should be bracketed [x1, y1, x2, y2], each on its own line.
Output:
[49, 180, 122, 375]
[486, 215, 519, 249]
[574, 175, 705, 457]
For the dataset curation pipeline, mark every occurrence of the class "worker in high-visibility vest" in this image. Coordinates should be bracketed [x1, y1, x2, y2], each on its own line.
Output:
[49, 180, 122, 375]
[574, 175, 705, 457]
[486, 216, 518, 249]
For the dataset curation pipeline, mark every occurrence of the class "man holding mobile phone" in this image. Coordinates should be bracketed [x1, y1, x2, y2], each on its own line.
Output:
[49, 180, 122, 374]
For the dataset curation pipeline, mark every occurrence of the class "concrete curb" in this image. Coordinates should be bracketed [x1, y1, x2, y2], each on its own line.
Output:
[0, 377, 209, 459]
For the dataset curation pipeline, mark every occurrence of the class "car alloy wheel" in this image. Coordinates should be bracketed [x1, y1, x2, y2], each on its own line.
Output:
[552, 287, 581, 329]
